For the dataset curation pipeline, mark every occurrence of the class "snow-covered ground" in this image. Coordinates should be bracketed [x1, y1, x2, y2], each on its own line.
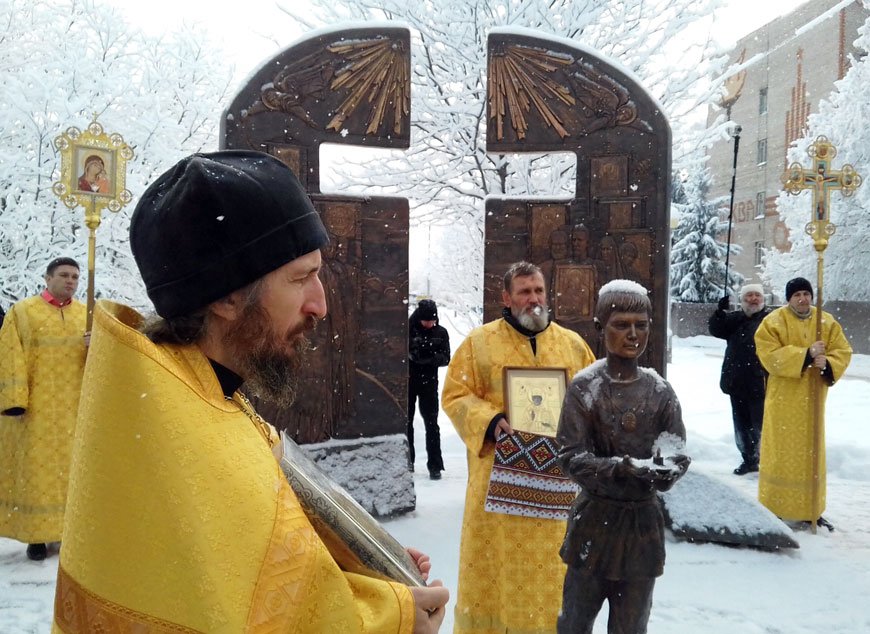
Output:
[3, 334, 870, 633]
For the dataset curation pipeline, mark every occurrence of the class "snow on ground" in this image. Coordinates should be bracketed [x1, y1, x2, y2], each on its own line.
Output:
[2, 334, 870, 633]
[389, 334, 870, 634]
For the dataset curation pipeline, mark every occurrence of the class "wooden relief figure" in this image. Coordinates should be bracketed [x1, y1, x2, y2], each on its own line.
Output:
[222, 27, 411, 442]
[591, 156, 628, 197]
[554, 265, 596, 322]
[530, 204, 568, 262]
[484, 32, 671, 374]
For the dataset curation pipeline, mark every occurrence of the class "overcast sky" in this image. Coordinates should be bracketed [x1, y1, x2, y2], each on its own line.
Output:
[117, 0, 805, 79]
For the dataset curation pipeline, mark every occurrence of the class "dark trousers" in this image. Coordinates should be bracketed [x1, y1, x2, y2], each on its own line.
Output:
[730, 395, 764, 466]
[558, 565, 655, 634]
[407, 377, 444, 472]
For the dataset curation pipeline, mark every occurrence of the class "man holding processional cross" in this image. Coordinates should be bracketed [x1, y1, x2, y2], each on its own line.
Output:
[754, 136, 857, 532]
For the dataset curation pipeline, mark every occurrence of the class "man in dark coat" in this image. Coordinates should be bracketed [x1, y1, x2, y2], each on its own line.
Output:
[708, 283, 771, 475]
[408, 299, 451, 479]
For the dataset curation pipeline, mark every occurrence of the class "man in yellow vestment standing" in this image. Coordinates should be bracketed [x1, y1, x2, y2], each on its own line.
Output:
[53, 152, 448, 634]
[442, 261, 595, 634]
[755, 277, 852, 531]
[0, 257, 87, 561]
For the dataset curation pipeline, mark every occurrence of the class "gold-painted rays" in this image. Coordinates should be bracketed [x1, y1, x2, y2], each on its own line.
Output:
[327, 38, 410, 136]
[488, 45, 575, 140]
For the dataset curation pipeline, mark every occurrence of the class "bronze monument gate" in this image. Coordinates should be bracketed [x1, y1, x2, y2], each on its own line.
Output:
[222, 27, 670, 514]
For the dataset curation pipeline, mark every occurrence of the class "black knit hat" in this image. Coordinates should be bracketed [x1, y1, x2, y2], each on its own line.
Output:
[417, 299, 438, 321]
[130, 151, 328, 318]
[785, 277, 814, 301]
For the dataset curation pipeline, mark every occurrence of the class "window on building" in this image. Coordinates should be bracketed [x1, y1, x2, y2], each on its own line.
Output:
[755, 192, 766, 218]
[757, 139, 767, 165]
[759, 88, 768, 114]
[754, 240, 765, 267]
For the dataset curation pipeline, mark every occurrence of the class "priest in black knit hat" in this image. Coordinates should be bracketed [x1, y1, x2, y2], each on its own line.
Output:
[53, 151, 449, 634]
[753, 276, 852, 532]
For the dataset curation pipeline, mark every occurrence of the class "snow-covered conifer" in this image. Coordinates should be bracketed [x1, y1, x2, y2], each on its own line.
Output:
[670, 154, 742, 302]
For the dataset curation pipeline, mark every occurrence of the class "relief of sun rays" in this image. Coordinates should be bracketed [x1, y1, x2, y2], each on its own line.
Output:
[488, 45, 575, 140]
[327, 38, 410, 136]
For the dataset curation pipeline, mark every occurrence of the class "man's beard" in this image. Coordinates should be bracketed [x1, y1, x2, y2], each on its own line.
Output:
[742, 302, 764, 316]
[223, 302, 317, 409]
[512, 304, 549, 332]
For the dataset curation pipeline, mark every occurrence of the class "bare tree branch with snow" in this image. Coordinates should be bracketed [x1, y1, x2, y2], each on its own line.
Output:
[0, 0, 234, 311]
[277, 0, 727, 317]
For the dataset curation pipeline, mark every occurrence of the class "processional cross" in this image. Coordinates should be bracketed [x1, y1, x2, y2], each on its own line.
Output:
[52, 114, 134, 332]
[781, 135, 861, 534]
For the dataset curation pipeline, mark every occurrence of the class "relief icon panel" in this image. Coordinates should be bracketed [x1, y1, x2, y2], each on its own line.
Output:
[222, 27, 411, 443]
[483, 31, 671, 374]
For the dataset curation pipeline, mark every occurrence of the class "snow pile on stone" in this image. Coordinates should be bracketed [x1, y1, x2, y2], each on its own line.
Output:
[661, 468, 799, 551]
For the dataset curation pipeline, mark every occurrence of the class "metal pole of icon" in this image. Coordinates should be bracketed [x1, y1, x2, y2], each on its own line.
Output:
[719, 49, 747, 307]
[52, 114, 134, 334]
[781, 135, 861, 534]
[723, 125, 741, 302]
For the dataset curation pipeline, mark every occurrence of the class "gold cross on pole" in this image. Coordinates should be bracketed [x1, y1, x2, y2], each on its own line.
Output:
[781, 135, 861, 251]
[780, 135, 861, 535]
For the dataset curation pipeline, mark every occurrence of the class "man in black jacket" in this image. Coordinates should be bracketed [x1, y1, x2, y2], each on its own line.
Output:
[408, 299, 451, 479]
[708, 284, 771, 475]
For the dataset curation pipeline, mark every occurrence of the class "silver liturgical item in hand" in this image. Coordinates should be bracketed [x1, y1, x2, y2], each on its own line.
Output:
[279, 431, 426, 587]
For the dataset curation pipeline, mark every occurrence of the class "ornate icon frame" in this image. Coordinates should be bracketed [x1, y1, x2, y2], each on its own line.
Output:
[52, 115, 134, 216]
[502, 366, 569, 437]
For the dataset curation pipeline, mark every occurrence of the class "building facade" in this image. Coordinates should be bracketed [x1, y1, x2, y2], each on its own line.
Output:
[706, 0, 868, 291]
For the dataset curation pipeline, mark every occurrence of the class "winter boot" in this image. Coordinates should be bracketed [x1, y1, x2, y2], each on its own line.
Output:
[26, 543, 47, 561]
[733, 462, 758, 475]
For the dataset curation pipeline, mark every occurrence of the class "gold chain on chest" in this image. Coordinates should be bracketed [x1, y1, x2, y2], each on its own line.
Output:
[230, 391, 277, 448]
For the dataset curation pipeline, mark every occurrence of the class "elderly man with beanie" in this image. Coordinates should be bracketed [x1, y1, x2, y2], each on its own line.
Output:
[708, 284, 771, 475]
[52, 151, 448, 634]
[408, 298, 450, 479]
[753, 277, 852, 531]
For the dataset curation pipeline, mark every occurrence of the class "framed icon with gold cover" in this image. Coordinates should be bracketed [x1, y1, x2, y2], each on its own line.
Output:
[502, 366, 569, 437]
[52, 114, 134, 217]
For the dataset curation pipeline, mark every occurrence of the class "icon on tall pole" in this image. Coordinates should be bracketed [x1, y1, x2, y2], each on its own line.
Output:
[52, 114, 134, 332]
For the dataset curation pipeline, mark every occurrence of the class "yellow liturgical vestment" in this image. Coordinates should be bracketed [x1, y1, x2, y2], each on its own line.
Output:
[754, 305, 852, 521]
[0, 295, 86, 543]
[53, 301, 415, 634]
[442, 318, 594, 634]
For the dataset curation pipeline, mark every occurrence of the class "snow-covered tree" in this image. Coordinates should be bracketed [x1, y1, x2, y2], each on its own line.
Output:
[0, 0, 234, 311]
[763, 15, 870, 302]
[670, 155, 742, 303]
[278, 0, 727, 317]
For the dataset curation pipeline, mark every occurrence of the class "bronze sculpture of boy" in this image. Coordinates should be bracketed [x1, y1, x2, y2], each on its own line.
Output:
[556, 279, 690, 634]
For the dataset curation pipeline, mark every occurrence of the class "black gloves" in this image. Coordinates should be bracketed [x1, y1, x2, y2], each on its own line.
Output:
[717, 296, 730, 311]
